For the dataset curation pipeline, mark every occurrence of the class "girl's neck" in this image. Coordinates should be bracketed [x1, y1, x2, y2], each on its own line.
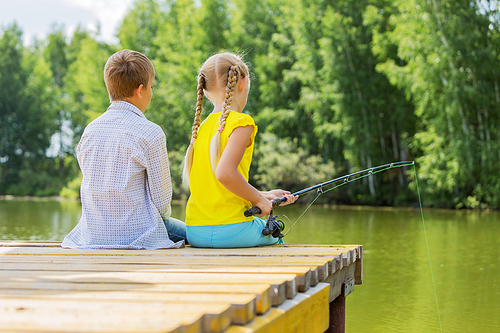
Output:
[211, 102, 242, 114]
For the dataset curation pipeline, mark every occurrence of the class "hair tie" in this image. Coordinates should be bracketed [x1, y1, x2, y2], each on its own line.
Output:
[190, 137, 195, 145]
[218, 126, 224, 133]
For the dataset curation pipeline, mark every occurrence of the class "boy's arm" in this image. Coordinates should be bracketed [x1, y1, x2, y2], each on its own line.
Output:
[145, 133, 172, 220]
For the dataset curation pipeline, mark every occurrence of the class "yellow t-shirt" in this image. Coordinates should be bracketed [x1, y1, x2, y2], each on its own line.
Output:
[185, 111, 258, 226]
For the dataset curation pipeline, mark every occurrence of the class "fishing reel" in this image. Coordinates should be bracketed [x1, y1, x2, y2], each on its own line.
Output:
[262, 210, 285, 239]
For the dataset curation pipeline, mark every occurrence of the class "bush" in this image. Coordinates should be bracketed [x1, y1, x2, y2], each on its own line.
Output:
[60, 173, 82, 199]
[168, 149, 190, 201]
[252, 133, 337, 195]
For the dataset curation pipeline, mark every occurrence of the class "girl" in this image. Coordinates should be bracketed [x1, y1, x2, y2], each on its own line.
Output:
[182, 52, 297, 248]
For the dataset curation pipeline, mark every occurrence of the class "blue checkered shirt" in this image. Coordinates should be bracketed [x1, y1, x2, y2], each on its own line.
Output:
[62, 102, 183, 249]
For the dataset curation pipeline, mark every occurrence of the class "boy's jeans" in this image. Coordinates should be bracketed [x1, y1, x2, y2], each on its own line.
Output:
[164, 217, 187, 243]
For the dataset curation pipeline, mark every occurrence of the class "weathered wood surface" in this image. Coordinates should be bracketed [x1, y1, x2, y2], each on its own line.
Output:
[0, 241, 362, 333]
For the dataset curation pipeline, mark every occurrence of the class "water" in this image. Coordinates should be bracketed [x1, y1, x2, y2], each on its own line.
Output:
[1, 198, 499, 332]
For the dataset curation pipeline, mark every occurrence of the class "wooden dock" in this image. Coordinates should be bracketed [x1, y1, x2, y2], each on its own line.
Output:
[0, 241, 362, 333]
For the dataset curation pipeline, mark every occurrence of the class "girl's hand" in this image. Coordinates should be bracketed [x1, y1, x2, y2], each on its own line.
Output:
[253, 196, 273, 216]
[262, 190, 299, 207]
[279, 192, 299, 206]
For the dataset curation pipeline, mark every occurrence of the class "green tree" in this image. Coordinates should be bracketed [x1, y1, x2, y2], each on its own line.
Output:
[44, 26, 71, 157]
[0, 24, 58, 194]
[117, 0, 164, 58]
[194, 0, 228, 54]
[226, 0, 280, 117]
[246, 0, 416, 204]
[250, 0, 314, 152]
[64, 32, 113, 137]
[148, 0, 203, 152]
[44, 25, 69, 88]
[372, 0, 500, 208]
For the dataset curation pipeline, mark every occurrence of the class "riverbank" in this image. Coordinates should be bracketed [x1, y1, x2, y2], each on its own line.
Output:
[0, 195, 76, 202]
[1, 195, 497, 213]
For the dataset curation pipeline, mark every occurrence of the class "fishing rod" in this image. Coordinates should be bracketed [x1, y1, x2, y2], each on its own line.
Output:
[245, 161, 414, 217]
[245, 161, 415, 238]
[247, 160, 442, 331]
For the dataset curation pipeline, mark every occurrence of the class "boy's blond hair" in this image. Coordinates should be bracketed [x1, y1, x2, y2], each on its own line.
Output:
[104, 49, 155, 101]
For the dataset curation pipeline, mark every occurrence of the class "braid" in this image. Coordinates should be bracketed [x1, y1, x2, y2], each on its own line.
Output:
[182, 74, 205, 187]
[192, 75, 205, 141]
[210, 66, 239, 171]
[219, 66, 238, 129]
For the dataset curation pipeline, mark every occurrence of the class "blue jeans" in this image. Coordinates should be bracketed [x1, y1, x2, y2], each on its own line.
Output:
[164, 217, 187, 243]
[186, 217, 283, 248]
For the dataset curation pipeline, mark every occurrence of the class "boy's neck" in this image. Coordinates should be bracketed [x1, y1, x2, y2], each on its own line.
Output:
[119, 98, 145, 113]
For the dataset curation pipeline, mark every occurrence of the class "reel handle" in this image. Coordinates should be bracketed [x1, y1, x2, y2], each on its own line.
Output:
[244, 198, 285, 217]
[262, 213, 285, 238]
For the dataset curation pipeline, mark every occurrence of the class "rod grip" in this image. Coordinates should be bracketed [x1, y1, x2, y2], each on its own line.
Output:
[244, 206, 261, 217]
[244, 198, 285, 217]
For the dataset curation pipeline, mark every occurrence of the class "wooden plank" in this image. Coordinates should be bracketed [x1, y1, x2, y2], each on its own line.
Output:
[0, 244, 360, 259]
[0, 245, 356, 277]
[0, 298, 232, 333]
[0, 243, 361, 285]
[0, 281, 273, 314]
[1, 289, 257, 325]
[354, 245, 363, 285]
[323, 264, 357, 302]
[0, 241, 361, 252]
[0, 262, 312, 292]
[0, 298, 205, 333]
[0, 255, 328, 272]
[225, 282, 330, 333]
[0, 261, 311, 275]
[0, 255, 330, 282]
[0, 244, 357, 274]
[0, 270, 296, 302]
[0, 242, 362, 271]
[273, 244, 362, 260]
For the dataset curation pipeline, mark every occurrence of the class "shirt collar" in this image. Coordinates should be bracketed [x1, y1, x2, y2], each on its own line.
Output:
[107, 101, 146, 119]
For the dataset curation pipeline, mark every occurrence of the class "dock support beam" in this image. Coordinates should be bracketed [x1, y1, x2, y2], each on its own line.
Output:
[325, 295, 345, 333]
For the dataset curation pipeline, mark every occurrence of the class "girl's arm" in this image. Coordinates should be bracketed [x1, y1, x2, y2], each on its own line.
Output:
[216, 126, 273, 216]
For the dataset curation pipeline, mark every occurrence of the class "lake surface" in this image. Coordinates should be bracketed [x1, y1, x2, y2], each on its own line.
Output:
[1, 198, 499, 332]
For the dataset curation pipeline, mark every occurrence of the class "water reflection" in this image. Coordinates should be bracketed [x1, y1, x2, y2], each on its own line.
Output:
[279, 205, 500, 333]
[0, 199, 81, 241]
[0, 199, 499, 332]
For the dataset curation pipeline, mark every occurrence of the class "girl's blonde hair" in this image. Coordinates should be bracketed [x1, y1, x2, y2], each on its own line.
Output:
[182, 52, 250, 186]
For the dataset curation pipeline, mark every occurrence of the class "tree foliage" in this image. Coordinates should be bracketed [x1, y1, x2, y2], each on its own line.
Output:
[0, 24, 59, 194]
[1, 0, 499, 209]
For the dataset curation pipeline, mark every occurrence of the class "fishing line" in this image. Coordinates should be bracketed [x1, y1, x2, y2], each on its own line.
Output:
[413, 163, 443, 333]
[283, 162, 412, 236]
[280, 161, 444, 332]
[277, 214, 291, 227]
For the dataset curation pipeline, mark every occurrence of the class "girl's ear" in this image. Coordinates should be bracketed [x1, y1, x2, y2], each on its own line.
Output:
[238, 76, 248, 93]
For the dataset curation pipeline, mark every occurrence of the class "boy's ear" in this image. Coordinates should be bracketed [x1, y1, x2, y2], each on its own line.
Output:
[134, 84, 144, 98]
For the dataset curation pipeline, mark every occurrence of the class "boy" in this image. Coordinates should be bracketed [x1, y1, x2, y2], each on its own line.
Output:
[62, 49, 186, 249]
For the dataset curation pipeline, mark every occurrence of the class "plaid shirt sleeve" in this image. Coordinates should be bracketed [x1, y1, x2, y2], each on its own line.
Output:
[145, 132, 172, 220]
